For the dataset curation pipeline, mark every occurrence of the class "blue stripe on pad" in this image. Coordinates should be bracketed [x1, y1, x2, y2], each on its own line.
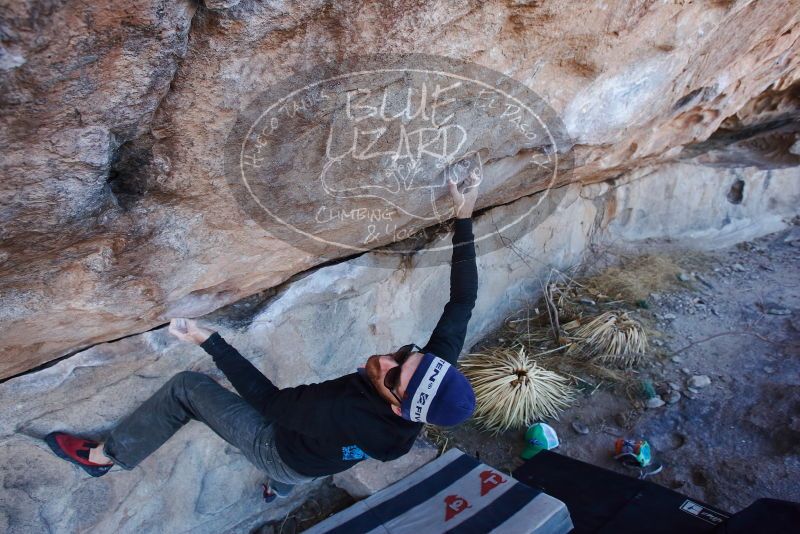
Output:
[326, 453, 479, 534]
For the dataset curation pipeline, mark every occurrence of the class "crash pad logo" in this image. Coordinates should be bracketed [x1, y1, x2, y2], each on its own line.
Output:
[224, 53, 573, 267]
[479, 470, 507, 496]
[444, 494, 472, 521]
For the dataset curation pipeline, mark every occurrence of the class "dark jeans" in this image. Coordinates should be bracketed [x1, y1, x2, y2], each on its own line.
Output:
[103, 371, 314, 487]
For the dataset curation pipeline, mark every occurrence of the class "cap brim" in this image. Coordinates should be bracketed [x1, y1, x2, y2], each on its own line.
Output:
[520, 445, 544, 460]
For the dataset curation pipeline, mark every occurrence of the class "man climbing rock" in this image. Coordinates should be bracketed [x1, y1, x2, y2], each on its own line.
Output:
[45, 172, 480, 500]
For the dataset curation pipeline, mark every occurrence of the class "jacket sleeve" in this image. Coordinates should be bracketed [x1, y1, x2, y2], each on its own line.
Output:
[200, 332, 279, 408]
[200, 333, 338, 438]
[421, 217, 479, 364]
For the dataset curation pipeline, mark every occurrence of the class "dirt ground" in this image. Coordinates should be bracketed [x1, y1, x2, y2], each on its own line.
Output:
[433, 224, 800, 515]
[267, 224, 799, 532]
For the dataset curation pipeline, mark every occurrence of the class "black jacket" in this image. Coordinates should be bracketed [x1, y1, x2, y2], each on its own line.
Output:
[200, 218, 478, 477]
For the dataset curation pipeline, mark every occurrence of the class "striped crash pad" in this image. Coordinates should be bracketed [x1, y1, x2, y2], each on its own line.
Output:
[306, 448, 573, 534]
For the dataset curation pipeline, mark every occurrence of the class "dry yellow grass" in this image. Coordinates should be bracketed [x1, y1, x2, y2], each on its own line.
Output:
[423, 425, 453, 454]
[459, 254, 694, 433]
[583, 254, 690, 303]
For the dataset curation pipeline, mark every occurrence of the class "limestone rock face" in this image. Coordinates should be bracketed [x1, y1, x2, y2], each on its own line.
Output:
[1, 2, 799, 530]
[0, 163, 797, 533]
[0, 327, 326, 534]
[1, 0, 799, 378]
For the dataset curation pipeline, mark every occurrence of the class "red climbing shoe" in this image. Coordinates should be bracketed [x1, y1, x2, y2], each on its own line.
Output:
[262, 483, 278, 503]
[45, 432, 113, 477]
[261, 479, 294, 504]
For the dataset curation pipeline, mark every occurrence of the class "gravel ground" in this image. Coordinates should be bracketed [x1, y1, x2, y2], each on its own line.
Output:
[438, 224, 800, 514]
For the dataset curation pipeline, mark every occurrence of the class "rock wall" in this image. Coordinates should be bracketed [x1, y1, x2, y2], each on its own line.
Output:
[1, 1, 799, 531]
[1, 163, 797, 533]
[2, 0, 799, 378]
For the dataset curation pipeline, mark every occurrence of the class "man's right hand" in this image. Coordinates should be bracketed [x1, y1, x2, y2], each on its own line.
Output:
[168, 318, 215, 345]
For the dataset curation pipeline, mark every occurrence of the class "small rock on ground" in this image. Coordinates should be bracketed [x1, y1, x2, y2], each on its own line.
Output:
[688, 375, 711, 388]
[646, 396, 666, 409]
[765, 307, 791, 315]
[571, 421, 590, 435]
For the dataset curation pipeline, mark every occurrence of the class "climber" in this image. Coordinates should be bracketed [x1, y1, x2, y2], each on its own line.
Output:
[44, 170, 480, 501]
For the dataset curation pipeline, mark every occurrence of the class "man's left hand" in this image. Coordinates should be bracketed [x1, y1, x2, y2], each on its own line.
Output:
[447, 160, 481, 219]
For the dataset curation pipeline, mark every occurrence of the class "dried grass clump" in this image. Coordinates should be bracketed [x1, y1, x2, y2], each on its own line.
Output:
[505, 309, 559, 346]
[584, 254, 687, 303]
[565, 311, 648, 366]
[460, 346, 575, 433]
[423, 425, 452, 454]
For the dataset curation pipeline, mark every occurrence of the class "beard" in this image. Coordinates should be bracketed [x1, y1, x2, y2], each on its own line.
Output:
[364, 354, 397, 404]
[364, 354, 382, 386]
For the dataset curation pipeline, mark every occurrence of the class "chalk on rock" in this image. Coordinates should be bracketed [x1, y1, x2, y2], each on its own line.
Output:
[203, 0, 242, 9]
